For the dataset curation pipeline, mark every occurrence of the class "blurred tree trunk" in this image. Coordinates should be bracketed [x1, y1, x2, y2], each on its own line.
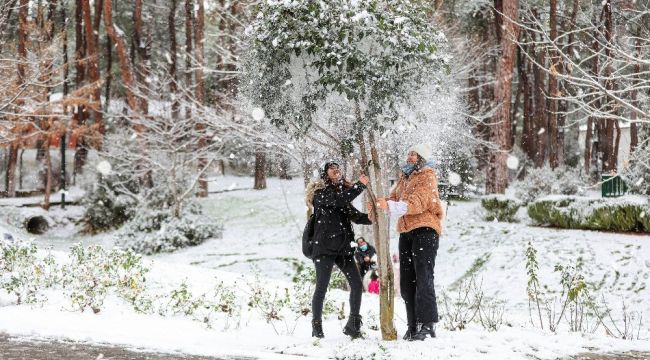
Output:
[82, 0, 103, 129]
[254, 147, 267, 190]
[630, 31, 640, 154]
[486, 0, 519, 194]
[547, 0, 559, 169]
[602, 0, 617, 172]
[7, 0, 29, 198]
[195, 0, 208, 197]
[532, 37, 547, 168]
[169, 0, 180, 120]
[184, 0, 193, 119]
[519, 39, 534, 161]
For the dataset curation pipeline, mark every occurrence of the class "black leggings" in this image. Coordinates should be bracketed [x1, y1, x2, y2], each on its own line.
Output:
[399, 227, 439, 326]
[312, 254, 363, 320]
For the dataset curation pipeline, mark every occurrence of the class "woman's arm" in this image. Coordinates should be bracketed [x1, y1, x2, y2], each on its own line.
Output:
[314, 182, 366, 209]
[348, 204, 372, 225]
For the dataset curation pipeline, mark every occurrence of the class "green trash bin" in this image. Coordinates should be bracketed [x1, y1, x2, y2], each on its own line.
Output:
[601, 174, 627, 197]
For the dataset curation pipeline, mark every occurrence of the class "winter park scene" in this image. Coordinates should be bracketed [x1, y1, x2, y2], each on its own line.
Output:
[1, 0, 650, 359]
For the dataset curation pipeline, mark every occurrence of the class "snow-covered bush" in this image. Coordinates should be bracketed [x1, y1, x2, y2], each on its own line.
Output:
[527, 196, 649, 233]
[62, 244, 150, 313]
[480, 195, 523, 222]
[622, 137, 650, 196]
[511, 165, 587, 203]
[115, 187, 222, 255]
[81, 173, 138, 233]
[0, 240, 53, 304]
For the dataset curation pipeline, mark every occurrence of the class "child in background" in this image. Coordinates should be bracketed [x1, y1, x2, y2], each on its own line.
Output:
[368, 272, 379, 294]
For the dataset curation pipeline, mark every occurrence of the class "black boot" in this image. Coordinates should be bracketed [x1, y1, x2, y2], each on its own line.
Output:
[403, 325, 418, 341]
[342, 314, 363, 339]
[312, 319, 324, 338]
[411, 322, 435, 341]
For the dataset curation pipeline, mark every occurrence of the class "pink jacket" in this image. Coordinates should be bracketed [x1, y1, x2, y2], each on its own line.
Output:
[368, 280, 379, 294]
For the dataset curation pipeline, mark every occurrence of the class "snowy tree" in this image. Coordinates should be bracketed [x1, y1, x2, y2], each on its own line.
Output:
[243, 0, 452, 340]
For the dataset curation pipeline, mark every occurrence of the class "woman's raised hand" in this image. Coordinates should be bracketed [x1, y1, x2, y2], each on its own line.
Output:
[359, 174, 370, 186]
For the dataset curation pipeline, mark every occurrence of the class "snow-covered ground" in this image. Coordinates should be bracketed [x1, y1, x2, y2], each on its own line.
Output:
[1, 176, 649, 359]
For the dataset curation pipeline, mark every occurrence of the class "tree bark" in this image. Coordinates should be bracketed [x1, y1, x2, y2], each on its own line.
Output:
[184, 0, 193, 119]
[169, 0, 180, 119]
[103, 0, 140, 114]
[133, 0, 149, 114]
[519, 40, 534, 160]
[486, 0, 519, 194]
[533, 38, 547, 168]
[195, 0, 208, 197]
[17, 0, 28, 84]
[629, 31, 640, 154]
[547, 0, 559, 169]
[602, 0, 617, 172]
[254, 146, 267, 190]
[81, 0, 102, 130]
[6, 144, 19, 198]
[366, 130, 397, 341]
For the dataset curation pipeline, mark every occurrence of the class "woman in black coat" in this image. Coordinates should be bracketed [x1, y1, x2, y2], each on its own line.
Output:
[305, 161, 372, 339]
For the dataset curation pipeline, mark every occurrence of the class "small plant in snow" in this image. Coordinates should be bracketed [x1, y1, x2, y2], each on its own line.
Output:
[0, 240, 50, 304]
[62, 244, 150, 313]
[166, 282, 204, 316]
[441, 275, 482, 331]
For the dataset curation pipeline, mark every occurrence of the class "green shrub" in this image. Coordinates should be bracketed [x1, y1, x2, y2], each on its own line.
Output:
[583, 203, 644, 232]
[481, 195, 523, 222]
[527, 196, 649, 233]
[81, 174, 138, 234]
[640, 206, 650, 232]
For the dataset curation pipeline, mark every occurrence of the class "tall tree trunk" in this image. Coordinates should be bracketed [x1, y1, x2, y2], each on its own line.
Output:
[17, 0, 28, 84]
[519, 40, 534, 160]
[629, 31, 640, 154]
[133, 0, 149, 114]
[103, 0, 140, 114]
[104, 36, 112, 111]
[486, 0, 519, 194]
[369, 131, 397, 340]
[511, 45, 523, 149]
[602, 0, 617, 172]
[195, 0, 208, 197]
[547, 0, 559, 169]
[169, 0, 180, 119]
[533, 39, 547, 168]
[61, 3, 70, 97]
[184, 0, 193, 119]
[8, 0, 29, 198]
[41, 138, 53, 210]
[73, 0, 88, 179]
[81, 0, 102, 129]
[6, 144, 18, 198]
[585, 118, 593, 174]
[254, 146, 267, 190]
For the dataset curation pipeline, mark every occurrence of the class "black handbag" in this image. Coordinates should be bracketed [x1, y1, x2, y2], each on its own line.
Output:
[302, 213, 316, 258]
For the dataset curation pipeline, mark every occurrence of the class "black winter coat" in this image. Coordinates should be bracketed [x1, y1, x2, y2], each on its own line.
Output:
[312, 182, 371, 258]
